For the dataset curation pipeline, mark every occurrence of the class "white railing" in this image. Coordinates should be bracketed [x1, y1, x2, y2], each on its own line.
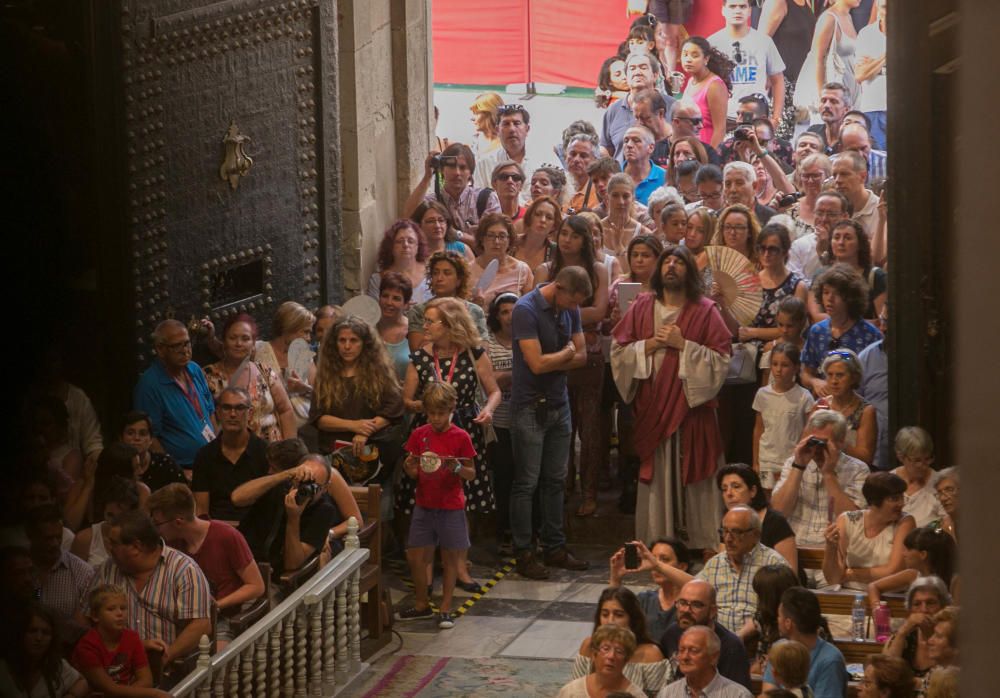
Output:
[171, 517, 370, 697]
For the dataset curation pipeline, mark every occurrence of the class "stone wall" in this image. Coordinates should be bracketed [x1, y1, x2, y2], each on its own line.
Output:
[337, 0, 432, 294]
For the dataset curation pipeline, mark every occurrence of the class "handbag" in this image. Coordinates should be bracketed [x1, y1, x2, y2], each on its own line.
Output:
[726, 341, 759, 385]
[467, 349, 498, 445]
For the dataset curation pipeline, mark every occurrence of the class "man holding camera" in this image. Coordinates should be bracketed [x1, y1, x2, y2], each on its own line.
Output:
[770, 410, 867, 552]
[233, 454, 342, 576]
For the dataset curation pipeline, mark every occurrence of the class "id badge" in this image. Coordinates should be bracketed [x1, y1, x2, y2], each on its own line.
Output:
[201, 423, 216, 443]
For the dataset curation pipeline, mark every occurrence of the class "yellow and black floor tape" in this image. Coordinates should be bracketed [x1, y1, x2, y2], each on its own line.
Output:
[387, 556, 517, 616]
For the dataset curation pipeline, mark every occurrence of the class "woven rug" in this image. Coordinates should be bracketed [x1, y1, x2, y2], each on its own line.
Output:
[355, 655, 572, 697]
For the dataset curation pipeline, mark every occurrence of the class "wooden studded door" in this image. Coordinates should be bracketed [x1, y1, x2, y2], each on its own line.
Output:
[111, 0, 343, 366]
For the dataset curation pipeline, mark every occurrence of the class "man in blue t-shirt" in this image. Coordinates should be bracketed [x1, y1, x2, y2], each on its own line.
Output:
[762, 587, 849, 698]
[509, 267, 592, 580]
[133, 319, 215, 472]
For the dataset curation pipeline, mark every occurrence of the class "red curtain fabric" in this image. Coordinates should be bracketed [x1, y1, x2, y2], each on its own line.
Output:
[432, 1, 725, 89]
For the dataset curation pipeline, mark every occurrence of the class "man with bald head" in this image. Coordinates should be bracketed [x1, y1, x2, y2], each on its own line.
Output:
[657, 579, 753, 691]
[133, 319, 216, 472]
[622, 125, 665, 205]
[839, 122, 887, 183]
[658, 625, 752, 697]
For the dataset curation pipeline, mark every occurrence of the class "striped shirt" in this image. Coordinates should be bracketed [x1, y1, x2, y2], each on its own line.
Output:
[696, 544, 790, 635]
[94, 545, 211, 645]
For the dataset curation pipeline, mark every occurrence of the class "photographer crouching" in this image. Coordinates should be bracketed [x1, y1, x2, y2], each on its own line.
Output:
[233, 453, 362, 580]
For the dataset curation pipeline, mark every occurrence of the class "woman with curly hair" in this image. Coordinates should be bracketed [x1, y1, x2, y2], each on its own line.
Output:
[399, 297, 501, 592]
[406, 250, 488, 351]
[680, 37, 734, 150]
[529, 164, 569, 208]
[800, 264, 882, 397]
[571, 587, 671, 695]
[366, 219, 432, 305]
[309, 317, 404, 457]
[829, 218, 887, 321]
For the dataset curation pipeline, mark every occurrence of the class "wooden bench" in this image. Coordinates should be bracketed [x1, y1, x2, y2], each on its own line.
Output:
[813, 589, 907, 618]
[799, 545, 825, 570]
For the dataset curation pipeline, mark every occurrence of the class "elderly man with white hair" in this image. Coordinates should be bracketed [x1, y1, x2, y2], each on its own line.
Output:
[564, 132, 601, 212]
[622, 125, 666, 205]
[771, 410, 869, 551]
[643, 505, 790, 639]
[133, 319, 216, 472]
[656, 625, 752, 698]
[723, 160, 776, 225]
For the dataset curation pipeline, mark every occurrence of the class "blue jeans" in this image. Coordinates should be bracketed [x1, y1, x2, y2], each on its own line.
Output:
[865, 110, 887, 151]
[509, 402, 571, 554]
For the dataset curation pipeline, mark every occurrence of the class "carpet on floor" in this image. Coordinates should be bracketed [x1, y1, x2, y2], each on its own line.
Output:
[356, 655, 572, 697]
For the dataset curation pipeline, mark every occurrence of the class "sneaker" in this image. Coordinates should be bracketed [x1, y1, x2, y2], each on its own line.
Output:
[544, 547, 590, 571]
[395, 606, 434, 622]
[516, 551, 550, 580]
[437, 612, 455, 629]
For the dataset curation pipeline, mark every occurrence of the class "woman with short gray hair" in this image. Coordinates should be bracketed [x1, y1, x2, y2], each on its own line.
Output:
[811, 348, 877, 466]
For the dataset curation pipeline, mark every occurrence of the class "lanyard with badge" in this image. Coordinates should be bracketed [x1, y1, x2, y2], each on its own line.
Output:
[176, 371, 214, 442]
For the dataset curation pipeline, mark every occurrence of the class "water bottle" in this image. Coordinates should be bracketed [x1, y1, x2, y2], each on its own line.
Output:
[851, 594, 867, 641]
[874, 601, 892, 643]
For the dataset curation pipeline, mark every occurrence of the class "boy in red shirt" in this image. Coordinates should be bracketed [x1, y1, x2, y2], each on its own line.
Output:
[395, 382, 476, 629]
[72, 584, 169, 696]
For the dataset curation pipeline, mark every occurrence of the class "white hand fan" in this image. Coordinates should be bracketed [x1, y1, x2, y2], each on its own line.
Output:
[703, 245, 762, 327]
[341, 294, 382, 328]
[286, 339, 315, 381]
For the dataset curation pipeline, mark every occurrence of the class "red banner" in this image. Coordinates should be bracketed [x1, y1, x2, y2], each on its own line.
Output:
[432, 0, 725, 89]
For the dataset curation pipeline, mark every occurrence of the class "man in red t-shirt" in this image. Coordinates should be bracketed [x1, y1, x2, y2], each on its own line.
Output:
[147, 483, 265, 648]
[396, 382, 476, 630]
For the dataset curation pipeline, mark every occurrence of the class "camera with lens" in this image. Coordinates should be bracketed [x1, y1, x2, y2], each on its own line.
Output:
[733, 112, 755, 141]
[806, 436, 828, 451]
[777, 191, 805, 208]
[431, 154, 458, 171]
[294, 480, 321, 505]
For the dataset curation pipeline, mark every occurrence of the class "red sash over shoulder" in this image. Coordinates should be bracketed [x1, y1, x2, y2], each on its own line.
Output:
[612, 293, 731, 486]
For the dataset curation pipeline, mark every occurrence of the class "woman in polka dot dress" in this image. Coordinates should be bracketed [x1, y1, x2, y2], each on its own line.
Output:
[399, 296, 501, 591]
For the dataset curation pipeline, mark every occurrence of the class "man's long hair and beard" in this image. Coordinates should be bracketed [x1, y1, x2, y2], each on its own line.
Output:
[650, 245, 704, 302]
[313, 317, 400, 413]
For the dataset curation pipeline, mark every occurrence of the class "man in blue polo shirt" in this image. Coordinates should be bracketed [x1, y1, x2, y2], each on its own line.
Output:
[133, 319, 215, 474]
[622, 125, 665, 205]
[510, 266, 592, 580]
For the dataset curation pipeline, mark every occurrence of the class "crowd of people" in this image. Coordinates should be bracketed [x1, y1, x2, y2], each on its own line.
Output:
[0, 1, 961, 696]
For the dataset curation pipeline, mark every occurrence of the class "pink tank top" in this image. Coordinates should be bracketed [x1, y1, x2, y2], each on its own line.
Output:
[686, 74, 726, 147]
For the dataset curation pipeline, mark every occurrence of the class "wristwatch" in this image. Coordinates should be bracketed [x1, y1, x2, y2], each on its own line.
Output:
[451, 461, 464, 475]
[792, 462, 807, 471]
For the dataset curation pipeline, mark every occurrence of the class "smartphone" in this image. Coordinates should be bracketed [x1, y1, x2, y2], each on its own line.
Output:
[624, 542, 640, 570]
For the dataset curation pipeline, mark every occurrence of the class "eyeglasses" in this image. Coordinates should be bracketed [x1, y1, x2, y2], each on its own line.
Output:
[718, 526, 753, 539]
[672, 115, 702, 125]
[675, 599, 708, 611]
[757, 244, 783, 254]
[596, 644, 628, 658]
[722, 224, 748, 233]
[485, 233, 509, 241]
[495, 173, 524, 183]
[423, 216, 448, 227]
[935, 486, 958, 498]
[800, 172, 825, 181]
[423, 318, 445, 327]
[218, 403, 250, 413]
[161, 339, 192, 351]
